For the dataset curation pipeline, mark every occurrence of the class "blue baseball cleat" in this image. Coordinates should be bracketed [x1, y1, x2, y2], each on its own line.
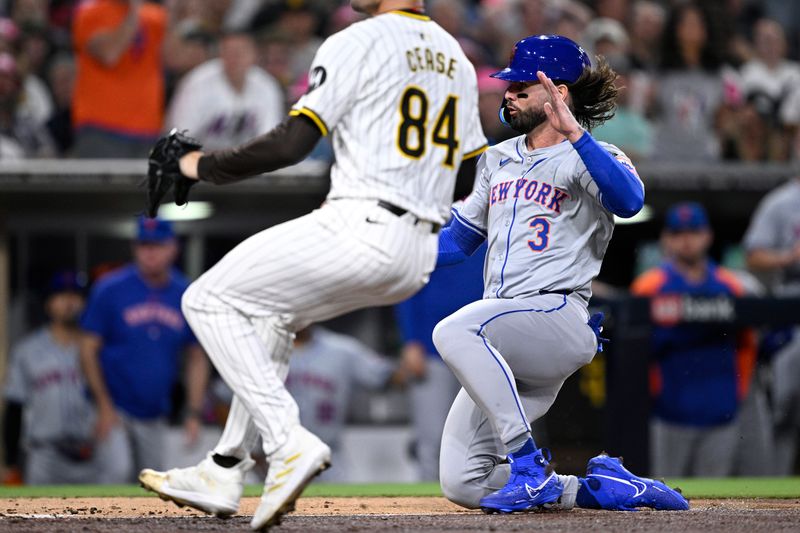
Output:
[577, 453, 689, 511]
[479, 442, 563, 514]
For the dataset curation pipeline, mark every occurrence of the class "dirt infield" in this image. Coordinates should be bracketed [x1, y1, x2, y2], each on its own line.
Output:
[0, 497, 799, 532]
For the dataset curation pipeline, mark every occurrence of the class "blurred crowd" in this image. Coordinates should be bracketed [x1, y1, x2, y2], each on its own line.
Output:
[0, 0, 799, 160]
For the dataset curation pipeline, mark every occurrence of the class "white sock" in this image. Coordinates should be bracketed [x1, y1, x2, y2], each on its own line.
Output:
[553, 474, 579, 510]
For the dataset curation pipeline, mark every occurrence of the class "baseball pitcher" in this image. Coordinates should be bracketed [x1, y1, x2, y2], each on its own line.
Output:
[139, 1, 487, 530]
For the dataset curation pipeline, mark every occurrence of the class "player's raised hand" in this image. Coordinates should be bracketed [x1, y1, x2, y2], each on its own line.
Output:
[537, 70, 584, 143]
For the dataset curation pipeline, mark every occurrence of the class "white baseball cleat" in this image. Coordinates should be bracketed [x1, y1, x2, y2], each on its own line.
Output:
[139, 452, 255, 517]
[250, 425, 331, 531]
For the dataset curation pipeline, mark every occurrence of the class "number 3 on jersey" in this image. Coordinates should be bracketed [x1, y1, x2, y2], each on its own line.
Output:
[528, 217, 550, 252]
[396, 86, 459, 168]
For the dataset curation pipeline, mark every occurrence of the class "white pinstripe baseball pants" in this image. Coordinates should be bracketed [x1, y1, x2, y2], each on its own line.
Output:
[182, 199, 438, 456]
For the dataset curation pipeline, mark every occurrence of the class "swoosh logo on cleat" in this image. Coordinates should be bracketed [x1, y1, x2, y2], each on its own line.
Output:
[591, 474, 647, 498]
[525, 473, 556, 499]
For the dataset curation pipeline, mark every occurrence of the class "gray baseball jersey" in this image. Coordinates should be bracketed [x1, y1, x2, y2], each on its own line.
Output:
[436, 135, 641, 508]
[4, 328, 95, 444]
[454, 135, 640, 301]
[285, 329, 393, 449]
[743, 179, 800, 296]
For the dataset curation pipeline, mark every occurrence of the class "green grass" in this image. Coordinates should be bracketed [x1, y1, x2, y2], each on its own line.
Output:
[667, 477, 800, 499]
[0, 479, 797, 500]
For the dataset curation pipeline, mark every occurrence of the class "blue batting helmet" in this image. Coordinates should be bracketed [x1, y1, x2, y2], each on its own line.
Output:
[491, 35, 591, 126]
[491, 35, 591, 84]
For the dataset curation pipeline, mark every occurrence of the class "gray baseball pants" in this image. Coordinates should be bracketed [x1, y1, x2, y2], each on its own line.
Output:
[433, 293, 597, 508]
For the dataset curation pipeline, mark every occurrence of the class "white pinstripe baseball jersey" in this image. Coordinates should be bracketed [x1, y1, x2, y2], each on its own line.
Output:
[291, 10, 487, 224]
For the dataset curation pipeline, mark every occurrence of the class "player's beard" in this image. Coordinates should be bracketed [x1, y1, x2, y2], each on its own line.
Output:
[508, 107, 548, 134]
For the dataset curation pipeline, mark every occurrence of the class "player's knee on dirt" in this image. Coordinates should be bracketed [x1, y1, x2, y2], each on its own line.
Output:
[439, 469, 488, 509]
[439, 453, 509, 509]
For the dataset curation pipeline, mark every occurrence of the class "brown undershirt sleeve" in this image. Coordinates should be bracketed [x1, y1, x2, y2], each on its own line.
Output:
[197, 114, 323, 185]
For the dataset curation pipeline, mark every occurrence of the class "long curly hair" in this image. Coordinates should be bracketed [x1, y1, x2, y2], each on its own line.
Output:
[565, 57, 619, 131]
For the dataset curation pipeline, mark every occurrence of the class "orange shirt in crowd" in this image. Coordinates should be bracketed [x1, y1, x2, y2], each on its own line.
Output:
[73, 0, 166, 137]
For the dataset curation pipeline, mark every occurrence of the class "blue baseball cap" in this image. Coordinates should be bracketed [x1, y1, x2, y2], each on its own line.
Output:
[664, 202, 709, 232]
[45, 270, 86, 297]
[137, 216, 175, 243]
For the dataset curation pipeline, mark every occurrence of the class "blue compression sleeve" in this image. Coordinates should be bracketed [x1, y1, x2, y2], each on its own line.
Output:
[436, 215, 486, 268]
[572, 131, 644, 218]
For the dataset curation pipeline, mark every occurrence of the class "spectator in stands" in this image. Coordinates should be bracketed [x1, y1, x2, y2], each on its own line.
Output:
[631, 203, 761, 477]
[764, 0, 800, 58]
[651, 2, 725, 162]
[3, 272, 121, 484]
[0, 51, 54, 158]
[18, 21, 50, 79]
[72, 0, 166, 158]
[166, 29, 283, 150]
[430, 0, 485, 65]
[0, 18, 18, 54]
[168, 0, 228, 35]
[582, 15, 654, 130]
[79, 217, 209, 481]
[736, 19, 800, 161]
[430, 0, 467, 37]
[744, 177, 800, 474]
[250, 0, 324, 88]
[325, 2, 367, 35]
[162, 20, 215, 101]
[583, 17, 629, 60]
[258, 31, 295, 93]
[592, 54, 654, 161]
[17, 22, 54, 125]
[627, 0, 665, 71]
[45, 53, 75, 155]
[0, 17, 53, 132]
[595, 0, 629, 25]
[552, 0, 592, 46]
[394, 223, 487, 481]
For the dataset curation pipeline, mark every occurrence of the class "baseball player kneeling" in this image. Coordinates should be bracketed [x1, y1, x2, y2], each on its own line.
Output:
[432, 35, 689, 513]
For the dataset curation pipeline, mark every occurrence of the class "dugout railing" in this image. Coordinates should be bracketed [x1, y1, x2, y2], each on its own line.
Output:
[597, 295, 800, 475]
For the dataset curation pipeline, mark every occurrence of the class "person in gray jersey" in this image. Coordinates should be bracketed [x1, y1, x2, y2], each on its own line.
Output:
[431, 35, 684, 514]
[744, 176, 800, 474]
[210, 326, 401, 482]
[2, 272, 122, 484]
[285, 327, 398, 482]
